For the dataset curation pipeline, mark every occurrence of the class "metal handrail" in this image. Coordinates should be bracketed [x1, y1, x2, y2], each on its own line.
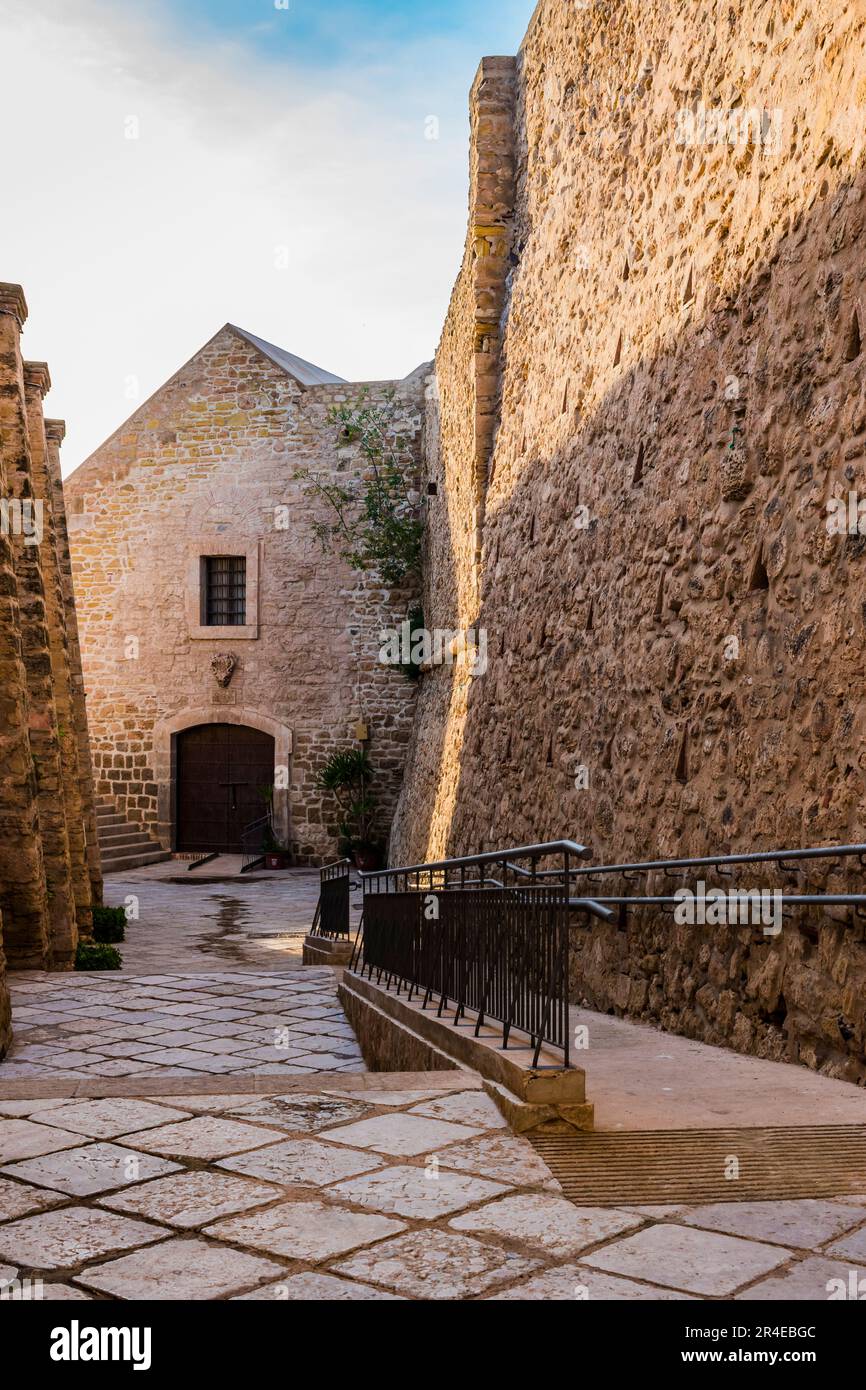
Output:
[312, 857, 352, 938]
[240, 813, 272, 874]
[358, 839, 592, 879]
[543, 843, 866, 880]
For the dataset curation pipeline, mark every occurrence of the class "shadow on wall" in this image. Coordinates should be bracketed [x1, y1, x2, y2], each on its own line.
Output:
[394, 147, 866, 1080]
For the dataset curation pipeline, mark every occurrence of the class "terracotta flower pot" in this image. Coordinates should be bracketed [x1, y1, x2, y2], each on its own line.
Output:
[265, 852, 290, 870]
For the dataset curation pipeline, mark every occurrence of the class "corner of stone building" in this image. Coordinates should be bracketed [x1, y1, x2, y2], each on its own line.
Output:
[0, 925, 10, 1059]
[466, 54, 517, 573]
[0, 285, 102, 980]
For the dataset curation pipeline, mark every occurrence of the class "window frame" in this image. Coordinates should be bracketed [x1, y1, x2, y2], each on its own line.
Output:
[186, 539, 260, 641]
[200, 554, 247, 627]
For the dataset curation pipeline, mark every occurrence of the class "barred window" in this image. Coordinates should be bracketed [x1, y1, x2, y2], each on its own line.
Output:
[202, 556, 246, 626]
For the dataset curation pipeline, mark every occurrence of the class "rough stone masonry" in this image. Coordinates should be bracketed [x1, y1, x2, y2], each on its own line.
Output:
[390, 0, 866, 1081]
[0, 283, 102, 1058]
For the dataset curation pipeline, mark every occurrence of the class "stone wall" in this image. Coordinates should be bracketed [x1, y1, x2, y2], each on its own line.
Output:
[0, 283, 101, 1054]
[391, 1, 866, 1080]
[66, 326, 427, 863]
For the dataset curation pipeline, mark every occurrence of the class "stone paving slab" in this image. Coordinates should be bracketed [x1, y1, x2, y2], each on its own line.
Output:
[489, 1266, 697, 1300]
[219, 1093, 376, 1132]
[98, 1169, 283, 1228]
[78, 1236, 285, 1300]
[679, 1198, 866, 1249]
[206, 1201, 406, 1263]
[120, 1116, 287, 1161]
[0, 1120, 86, 1164]
[39, 1099, 191, 1138]
[319, 1113, 484, 1157]
[1, 1142, 180, 1197]
[333, 1229, 541, 1299]
[449, 1193, 643, 1258]
[328, 1163, 510, 1219]
[433, 1134, 562, 1190]
[736, 1254, 866, 1301]
[233, 1272, 405, 1300]
[0, 1207, 167, 1270]
[581, 1223, 793, 1296]
[218, 1137, 385, 1187]
[0, 1178, 67, 1222]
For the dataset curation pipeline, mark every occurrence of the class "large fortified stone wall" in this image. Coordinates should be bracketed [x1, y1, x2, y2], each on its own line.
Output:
[66, 326, 426, 863]
[391, 0, 866, 1079]
[0, 283, 102, 1056]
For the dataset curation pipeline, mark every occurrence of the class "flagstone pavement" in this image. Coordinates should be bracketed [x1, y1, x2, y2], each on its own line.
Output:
[1, 868, 866, 1300]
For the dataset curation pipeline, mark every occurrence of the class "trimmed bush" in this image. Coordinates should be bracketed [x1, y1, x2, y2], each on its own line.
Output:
[76, 942, 122, 971]
[92, 904, 126, 943]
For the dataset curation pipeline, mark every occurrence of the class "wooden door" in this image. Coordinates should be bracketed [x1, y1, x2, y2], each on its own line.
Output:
[176, 724, 275, 852]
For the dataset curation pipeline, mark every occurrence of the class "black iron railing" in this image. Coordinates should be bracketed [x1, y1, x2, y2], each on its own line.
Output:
[354, 841, 607, 1068]
[346, 837, 866, 1069]
[310, 858, 352, 938]
[240, 814, 271, 874]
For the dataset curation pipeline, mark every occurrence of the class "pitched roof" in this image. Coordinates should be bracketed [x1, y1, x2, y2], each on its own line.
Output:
[227, 324, 346, 387]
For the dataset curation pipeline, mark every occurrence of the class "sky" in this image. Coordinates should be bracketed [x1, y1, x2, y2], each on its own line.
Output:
[0, 0, 533, 472]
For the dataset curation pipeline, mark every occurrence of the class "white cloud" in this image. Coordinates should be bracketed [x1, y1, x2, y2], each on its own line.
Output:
[0, 0, 490, 470]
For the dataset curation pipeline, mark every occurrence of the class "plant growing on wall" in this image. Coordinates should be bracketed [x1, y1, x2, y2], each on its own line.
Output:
[295, 391, 423, 587]
[317, 747, 381, 867]
[400, 603, 426, 681]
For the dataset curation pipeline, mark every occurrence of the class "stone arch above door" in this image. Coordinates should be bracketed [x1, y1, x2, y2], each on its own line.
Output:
[153, 706, 293, 850]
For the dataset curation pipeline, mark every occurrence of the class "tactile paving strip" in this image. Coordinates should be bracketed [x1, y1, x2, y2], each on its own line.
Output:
[530, 1125, 866, 1205]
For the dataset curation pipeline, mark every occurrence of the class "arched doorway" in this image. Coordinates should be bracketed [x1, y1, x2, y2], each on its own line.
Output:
[176, 723, 275, 852]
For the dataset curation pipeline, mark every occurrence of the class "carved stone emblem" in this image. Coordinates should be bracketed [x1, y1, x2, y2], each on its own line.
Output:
[211, 653, 237, 688]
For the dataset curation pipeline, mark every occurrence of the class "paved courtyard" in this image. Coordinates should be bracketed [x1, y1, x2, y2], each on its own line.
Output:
[1, 868, 865, 1300]
[1, 969, 364, 1086]
[2, 1081, 866, 1300]
[95, 865, 362, 974]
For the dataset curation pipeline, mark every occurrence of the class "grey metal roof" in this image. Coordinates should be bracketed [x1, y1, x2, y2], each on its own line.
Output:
[227, 324, 346, 386]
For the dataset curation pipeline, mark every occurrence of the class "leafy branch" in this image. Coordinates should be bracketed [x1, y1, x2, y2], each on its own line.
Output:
[295, 391, 423, 587]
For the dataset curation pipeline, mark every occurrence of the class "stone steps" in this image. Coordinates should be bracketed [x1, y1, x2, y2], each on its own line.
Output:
[96, 798, 171, 874]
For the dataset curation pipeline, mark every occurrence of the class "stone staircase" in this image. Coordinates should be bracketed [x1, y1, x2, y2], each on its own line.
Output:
[96, 796, 171, 874]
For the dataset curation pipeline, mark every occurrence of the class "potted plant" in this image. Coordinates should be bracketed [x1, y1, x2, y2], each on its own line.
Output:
[318, 748, 383, 870]
[261, 828, 291, 870]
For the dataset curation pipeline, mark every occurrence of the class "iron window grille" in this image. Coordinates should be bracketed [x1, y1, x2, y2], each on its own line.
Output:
[202, 555, 246, 626]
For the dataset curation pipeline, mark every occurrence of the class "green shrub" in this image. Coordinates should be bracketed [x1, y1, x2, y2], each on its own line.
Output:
[76, 942, 122, 971]
[92, 904, 126, 943]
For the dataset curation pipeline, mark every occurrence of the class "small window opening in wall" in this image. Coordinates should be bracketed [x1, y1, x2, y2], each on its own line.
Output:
[633, 441, 645, 485]
[682, 267, 694, 306]
[426, 480, 438, 496]
[202, 555, 246, 626]
[528, 512, 537, 544]
[585, 596, 594, 632]
[562, 381, 569, 413]
[844, 308, 862, 362]
[613, 331, 623, 368]
[622, 252, 630, 282]
[654, 569, 665, 620]
[675, 727, 689, 783]
[748, 543, 769, 592]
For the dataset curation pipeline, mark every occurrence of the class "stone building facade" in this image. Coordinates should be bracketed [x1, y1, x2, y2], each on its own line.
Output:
[391, 0, 866, 1080]
[0, 283, 102, 1059]
[65, 325, 427, 863]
